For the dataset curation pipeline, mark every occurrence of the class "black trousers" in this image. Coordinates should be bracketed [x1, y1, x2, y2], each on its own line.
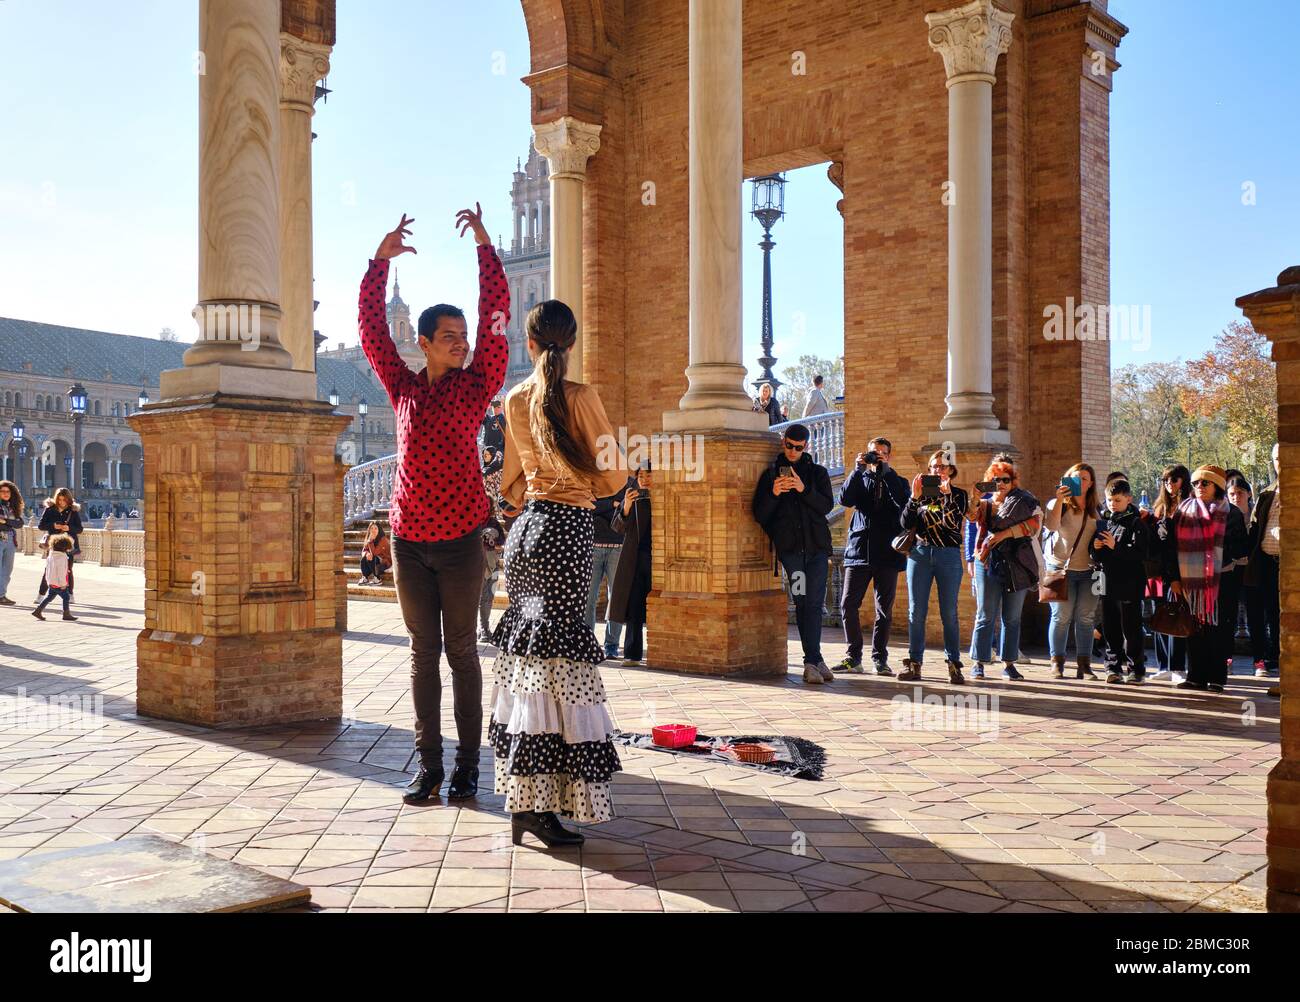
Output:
[621, 548, 652, 661]
[393, 531, 486, 769]
[840, 564, 899, 665]
[1102, 596, 1145, 674]
[1186, 568, 1244, 687]
[1245, 552, 1281, 670]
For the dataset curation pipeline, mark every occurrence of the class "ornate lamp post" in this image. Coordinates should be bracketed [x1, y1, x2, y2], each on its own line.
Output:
[328, 385, 340, 408]
[138, 382, 149, 411]
[358, 398, 369, 461]
[750, 173, 787, 394]
[10, 418, 24, 496]
[68, 382, 88, 491]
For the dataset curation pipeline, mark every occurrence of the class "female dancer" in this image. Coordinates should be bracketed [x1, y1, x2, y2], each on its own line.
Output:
[492, 299, 628, 847]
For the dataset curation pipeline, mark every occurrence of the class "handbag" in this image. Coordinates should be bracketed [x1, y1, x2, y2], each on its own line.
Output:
[891, 527, 917, 557]
[1038, 513, 1087, 603]
[1150, 597, 1197, 637]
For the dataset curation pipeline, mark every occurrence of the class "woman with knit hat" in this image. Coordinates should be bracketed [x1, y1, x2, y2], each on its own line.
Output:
[1160, 465, 1249, 692]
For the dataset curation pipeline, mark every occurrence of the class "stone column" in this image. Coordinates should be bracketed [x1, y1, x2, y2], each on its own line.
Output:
[1238, 265, 1300, 912]
[650, 0, 786, 677]
[533, 116, 601, 382]
[279, 32, 331, 375]
[924, 0, 1013, 447]
[162, 0, 312, 401]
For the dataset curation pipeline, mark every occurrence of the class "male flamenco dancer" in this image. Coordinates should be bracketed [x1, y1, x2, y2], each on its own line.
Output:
[359, 206, 510, 803]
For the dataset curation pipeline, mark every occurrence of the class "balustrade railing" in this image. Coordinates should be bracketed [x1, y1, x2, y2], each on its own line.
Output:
[770, 410, 845, 476]
[343, 454, 398, 523]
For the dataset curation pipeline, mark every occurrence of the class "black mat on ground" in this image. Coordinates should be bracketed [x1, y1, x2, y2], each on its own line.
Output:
[612, 732, 826, 781]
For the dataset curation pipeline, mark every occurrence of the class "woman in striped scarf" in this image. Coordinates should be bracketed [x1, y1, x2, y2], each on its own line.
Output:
[1160, 465, 1249, 692]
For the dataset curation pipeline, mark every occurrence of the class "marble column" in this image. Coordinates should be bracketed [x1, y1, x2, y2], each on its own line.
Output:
[925, 0, 1013, 446]
[279, 33, 331, 376]
[1238, 265, 1300, 912]
[533, 116, 601, 383]
[665, 0, 768, 433]
[163, 0, 312, 401]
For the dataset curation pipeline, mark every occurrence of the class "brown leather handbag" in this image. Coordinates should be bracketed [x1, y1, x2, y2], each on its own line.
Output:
[1039, 515, 1087, 603]
[891, 527, 917, 557]
[1150, 597, 1197, 637]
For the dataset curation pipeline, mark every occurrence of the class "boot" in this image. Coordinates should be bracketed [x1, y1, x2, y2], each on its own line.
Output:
[1076, 656, 1098, 680]
[1051, 655, 1066, 679]
[897, 658, 922, 682]
[62, 611, 77, 621]
[447, 765, 479, 800]
[402, 766, 445, 804]
[511, 810, 584, 848]
[946, 660, 966, 685]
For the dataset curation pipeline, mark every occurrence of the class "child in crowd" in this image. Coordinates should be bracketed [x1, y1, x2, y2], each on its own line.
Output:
[1092, 480, 1149, 683]
[32, 533, 77, 622]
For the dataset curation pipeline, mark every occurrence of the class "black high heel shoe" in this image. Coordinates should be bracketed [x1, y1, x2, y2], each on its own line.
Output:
[447, 765, 479, 800]
[402, 766, 445, 804]
[511, 810, 584, 848]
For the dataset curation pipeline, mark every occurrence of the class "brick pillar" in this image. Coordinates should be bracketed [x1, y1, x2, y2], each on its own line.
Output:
[647, 432, 787, 675]
[1023, 2, 1126, 497]
[1237, 265, 1300, 912]
[128, 399, 350, 727]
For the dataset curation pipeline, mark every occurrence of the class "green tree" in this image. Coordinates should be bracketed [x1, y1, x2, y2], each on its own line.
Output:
[777, 354, 844, 420]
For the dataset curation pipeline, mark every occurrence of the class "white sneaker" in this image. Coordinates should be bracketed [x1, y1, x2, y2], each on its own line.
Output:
[802, 664, 825, 685]
[1150, 669, 1171, 680]
[1171, 672, 1187, 685]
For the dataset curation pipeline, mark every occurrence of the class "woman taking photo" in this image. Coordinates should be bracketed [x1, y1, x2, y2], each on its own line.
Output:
[0, 480, 24, 606]
[1161, 465, 1249, 692]
[967, 459, 1040, 681]
[1151, 464, 1191, 681]
[493, 299, 628, 848]
[359, 521, 391, 585]
[1043, 463, 1101, 680]
[899, 451, 969, 684]
[610, 465, 652, 666]
[38, 488, 83, 602]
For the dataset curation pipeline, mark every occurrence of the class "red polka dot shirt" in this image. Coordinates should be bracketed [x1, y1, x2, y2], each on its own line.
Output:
[358, 246, 510, 543]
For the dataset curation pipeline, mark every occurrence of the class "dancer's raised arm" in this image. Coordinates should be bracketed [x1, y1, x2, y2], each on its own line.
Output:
[457, 203, 510, 405]
[358, 214, 419, 404]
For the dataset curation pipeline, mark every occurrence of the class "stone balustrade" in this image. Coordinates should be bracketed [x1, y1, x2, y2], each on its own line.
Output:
[342, 453, 397, 523]
[769, 410, 845, 476]
[18, 517, 145, 568]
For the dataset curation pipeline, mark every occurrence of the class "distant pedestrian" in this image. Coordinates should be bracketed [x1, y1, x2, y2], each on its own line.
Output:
[752, 382, 783, 426]
[31, 533, 76, 622]
[802, 374, 831, 418]
[1092, 479, 1151, 683]
[0, 480, 23, 606]
[1244, 444, 1280, 679]
[610, 467, 652, 666]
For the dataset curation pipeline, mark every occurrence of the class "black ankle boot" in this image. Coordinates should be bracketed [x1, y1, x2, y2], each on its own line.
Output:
[511, 810, 584, 848]
[447, 765, 479, 800]
[402, 766, 445, 804]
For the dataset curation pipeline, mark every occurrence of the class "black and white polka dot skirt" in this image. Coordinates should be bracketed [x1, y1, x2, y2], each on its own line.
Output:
[489, 499, 620, 823]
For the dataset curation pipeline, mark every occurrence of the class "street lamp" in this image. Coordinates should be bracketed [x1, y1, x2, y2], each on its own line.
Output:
[750, 173, 787, 394]
[358, 398, 369, 461]
[138, 382, 149, 411]
[329, 385, 340, 408]
[9, 418, 24, 496]
[68, 382, 87, 491]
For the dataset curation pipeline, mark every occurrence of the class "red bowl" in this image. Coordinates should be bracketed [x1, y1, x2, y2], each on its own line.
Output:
[652, 724, 698, 748]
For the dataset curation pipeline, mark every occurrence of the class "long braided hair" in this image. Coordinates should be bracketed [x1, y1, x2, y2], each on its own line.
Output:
[523, 300, 600, 478]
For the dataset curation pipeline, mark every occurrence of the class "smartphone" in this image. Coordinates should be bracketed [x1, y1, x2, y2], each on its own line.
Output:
[975, 481, 997, 494]
[1060, 475, 1082, 497]
[920, 475, 941, 499]
[779, 465, 794, 479]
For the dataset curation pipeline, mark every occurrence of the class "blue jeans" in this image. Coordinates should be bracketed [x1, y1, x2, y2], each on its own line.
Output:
[906, 544, 964, 663]
[970, 559, 1029, 664]
[1048, 568, 1102, 660]
[586, 544, 624, 654]
[0, 537, 14, 599]
[779, 549, 830, 665]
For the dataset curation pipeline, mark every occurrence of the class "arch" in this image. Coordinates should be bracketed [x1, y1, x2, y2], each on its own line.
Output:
[82, 441, 110, 489]
[119, 443, 143, 491]
[520, 0, 612, 79]
[56, 396, 63, 412]
[93, 399, 101, 416]
[13, 393, 20, 408]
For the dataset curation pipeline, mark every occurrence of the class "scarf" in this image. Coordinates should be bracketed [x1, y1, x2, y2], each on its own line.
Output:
[1174, 496, 1228, 624]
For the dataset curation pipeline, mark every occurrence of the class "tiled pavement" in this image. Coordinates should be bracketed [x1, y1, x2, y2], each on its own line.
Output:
[0, 557, 1276, 913]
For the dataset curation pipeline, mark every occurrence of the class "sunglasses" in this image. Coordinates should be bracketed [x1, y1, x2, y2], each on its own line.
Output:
[782, 441, 806, 452]
[1192, 479, 1215, 488]
[992, 476, 1013, 484]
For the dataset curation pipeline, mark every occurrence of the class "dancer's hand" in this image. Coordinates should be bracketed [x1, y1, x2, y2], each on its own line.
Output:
[456, 203, 491, 246]
[375, 214, 417, 260]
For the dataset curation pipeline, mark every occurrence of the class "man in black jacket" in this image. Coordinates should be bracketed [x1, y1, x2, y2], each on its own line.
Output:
[588, 486, 628, 660]
[752, 424, 835, 684]
[837, 437, 910, 676]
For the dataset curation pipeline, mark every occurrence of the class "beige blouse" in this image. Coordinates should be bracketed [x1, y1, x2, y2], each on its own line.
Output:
[500, 380, 629, 510]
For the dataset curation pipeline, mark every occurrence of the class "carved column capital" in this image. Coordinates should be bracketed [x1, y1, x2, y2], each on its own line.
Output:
[926, 0, 1014, 86]
[280, 35, 331, 111]
[532, 117, 602, 180]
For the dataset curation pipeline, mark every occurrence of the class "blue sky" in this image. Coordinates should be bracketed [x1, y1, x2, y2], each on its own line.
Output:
[0, 0, 1295, 382]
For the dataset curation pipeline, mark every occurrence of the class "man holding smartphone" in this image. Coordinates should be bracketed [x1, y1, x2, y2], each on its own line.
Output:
[837, 437, 911, 675]
[752, 426, 835, 683]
